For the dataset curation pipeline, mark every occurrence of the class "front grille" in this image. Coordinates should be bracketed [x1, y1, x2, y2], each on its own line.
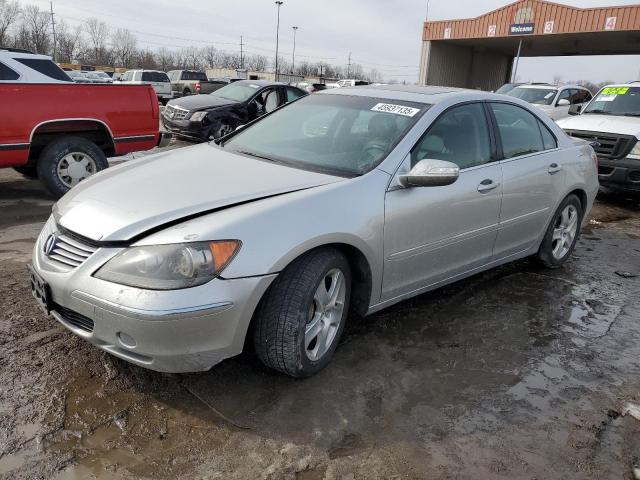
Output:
[164, 104, 189, 121]
[54, 305, 94, 333]
[47, 233, 97, 269]
[565, 130, 637, 160]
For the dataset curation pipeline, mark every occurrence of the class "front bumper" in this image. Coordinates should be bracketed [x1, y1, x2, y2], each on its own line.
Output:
[598, 156, 640, 192]
[31, 219, 276, 373]
[161, 115, 208, 142]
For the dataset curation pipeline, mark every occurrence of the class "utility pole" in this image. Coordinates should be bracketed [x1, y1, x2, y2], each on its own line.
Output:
[292, 26, 298, 74]
[346, 52, 352, 78]
[240, 35, 244, 70]
[49, 0, 57, 62]
[511, 39, 523, 82]
[274, 1, 283, 80]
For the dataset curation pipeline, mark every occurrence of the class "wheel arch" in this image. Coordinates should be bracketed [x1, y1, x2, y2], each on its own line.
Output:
[242, 240, 375, 353]
[29, 119, 115, 163]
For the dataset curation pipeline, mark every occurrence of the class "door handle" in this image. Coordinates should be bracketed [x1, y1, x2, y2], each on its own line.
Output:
[548, 163, 563, 174]
[477, 179, 500, 193]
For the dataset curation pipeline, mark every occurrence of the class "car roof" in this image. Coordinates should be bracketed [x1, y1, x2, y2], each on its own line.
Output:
[234, 79, 289, 87]
[514, 84, 589, 90]
[0, 50, 54, 61]
[322, 84, 471, 104]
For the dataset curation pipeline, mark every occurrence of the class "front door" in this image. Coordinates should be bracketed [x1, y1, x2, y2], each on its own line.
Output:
[382, 102, 503, 301]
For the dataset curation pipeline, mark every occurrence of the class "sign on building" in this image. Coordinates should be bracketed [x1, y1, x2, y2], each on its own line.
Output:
[444, 27, 452, 39]
[544, 20, 554, 34]
[487, 25, 497, 37]
[605, 16, 617, 30]
[509, 23, 535, 35]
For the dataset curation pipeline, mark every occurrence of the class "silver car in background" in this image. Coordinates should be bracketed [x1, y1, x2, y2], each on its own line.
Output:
[29, 86, 599, 378]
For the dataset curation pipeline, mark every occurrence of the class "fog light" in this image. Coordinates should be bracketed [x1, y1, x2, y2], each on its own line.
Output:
[117, 332, 137, 348]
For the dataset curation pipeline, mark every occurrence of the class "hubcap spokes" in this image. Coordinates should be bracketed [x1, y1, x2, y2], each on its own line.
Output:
[305, 268, 346, 361]
[551, 205, 578, 260]
[56, 152, 97, 188]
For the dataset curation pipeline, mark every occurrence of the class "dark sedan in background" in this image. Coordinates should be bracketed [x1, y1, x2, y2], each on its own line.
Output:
[162, 80, 307, 141]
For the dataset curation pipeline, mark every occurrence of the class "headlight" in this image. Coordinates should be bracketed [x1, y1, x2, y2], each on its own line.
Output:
[629, 142, 640, 159]
[94, 241, 241, 290]
[190, 111, 209, 122]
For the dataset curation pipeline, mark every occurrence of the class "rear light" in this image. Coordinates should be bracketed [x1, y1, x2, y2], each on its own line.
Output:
[195, 82, 201, 93]
[148, 88, 159, 119]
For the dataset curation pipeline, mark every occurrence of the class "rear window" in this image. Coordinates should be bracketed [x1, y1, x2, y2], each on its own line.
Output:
[15, 58, 71, 82]
[0, 62, 19, 80]
[182, 71, 207, 81]
[141, 71, 170, 83]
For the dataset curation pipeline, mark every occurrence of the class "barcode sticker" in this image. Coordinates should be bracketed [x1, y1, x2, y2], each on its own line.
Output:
[371, 103, 420, 117]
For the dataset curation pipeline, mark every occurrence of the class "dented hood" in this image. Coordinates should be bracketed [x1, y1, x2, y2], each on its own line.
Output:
[55, 143, 343, 242]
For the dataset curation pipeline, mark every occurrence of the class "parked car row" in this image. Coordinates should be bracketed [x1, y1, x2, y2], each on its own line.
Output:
[67, 70, 114, 84]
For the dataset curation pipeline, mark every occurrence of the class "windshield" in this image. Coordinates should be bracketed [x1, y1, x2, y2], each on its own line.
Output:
[583, 86, 640, 117]
[224, 94, 428, 177]
[213, 82, 263, 102]
[495, 83, 520, 94]
[507, 87, 558, 105]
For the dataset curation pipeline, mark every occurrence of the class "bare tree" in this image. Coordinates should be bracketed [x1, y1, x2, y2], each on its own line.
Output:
[201, 46, 217, 69]
[85, 17, 110, 65]
[552, 75, 562, 86]
[21, 5, 51, 54]
[155, 47, 174, 71]
[0, 0, 20, 46]
[55, 21, 81, 63]
[111, 28, 137, 68]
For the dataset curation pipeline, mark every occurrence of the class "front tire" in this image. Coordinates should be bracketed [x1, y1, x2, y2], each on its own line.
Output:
[37, 136, 108, 198]
[253, 248, 351, 378]
[537, 194, 583, 267]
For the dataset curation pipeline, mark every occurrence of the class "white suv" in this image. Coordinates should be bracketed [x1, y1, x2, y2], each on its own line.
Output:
[117, 69, 173, 104]
[558, 83, 640, 194]
[505, 84, 593, 121]
[0, 48, 72, 83]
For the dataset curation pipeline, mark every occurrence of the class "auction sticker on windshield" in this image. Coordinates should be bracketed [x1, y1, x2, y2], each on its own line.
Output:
[371, 103, 420, 117]
[601, 87, 629, 95]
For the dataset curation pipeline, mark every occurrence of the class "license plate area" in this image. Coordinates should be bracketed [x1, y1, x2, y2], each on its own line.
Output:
[28, 265, 51, 314]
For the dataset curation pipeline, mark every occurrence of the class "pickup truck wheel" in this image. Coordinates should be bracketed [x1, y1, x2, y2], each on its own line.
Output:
[37, 136, 108, 198]
[537, 194, 583, 268]
[13, 165, 38, 179]
[253, 248, 351, 378]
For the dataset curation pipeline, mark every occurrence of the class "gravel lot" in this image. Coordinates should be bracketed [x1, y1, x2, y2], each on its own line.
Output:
[1, 144, 640, 479]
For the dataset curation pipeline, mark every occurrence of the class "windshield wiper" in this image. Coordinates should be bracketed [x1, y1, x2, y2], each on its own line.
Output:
[584, 109, 617, 115]
[234, 150, 281, 164]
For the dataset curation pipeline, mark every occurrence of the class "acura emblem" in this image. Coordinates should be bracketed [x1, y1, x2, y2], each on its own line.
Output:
[43, 234, 57, 256]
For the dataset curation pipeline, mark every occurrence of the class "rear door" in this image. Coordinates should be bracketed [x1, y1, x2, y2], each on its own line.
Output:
[489, 102, 565, 259]
[382, 102, 503, 300]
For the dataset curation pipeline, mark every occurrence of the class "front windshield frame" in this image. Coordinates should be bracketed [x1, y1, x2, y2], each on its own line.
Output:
[222, 93, 430, 178]
[507, 87, 559, 105]
[212, 82, 265, 102]
[582, 86, 640, 117]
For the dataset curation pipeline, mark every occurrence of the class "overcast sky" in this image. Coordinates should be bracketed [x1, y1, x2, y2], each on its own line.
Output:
[17, 0, 640, 83]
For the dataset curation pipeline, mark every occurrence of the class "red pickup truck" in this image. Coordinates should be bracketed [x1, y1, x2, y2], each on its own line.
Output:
[0, 49, 170, 197]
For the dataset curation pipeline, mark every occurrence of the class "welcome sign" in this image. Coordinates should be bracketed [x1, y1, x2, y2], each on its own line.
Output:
[509, 23, 535, 35]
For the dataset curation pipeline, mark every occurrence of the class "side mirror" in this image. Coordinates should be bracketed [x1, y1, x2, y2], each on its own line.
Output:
[568, 104, 582, 116]
[399, 159, 459, 188]
[557, 99, 570, 107]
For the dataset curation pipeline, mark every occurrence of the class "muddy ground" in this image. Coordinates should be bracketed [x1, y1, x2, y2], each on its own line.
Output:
[1, 152, 640, 479]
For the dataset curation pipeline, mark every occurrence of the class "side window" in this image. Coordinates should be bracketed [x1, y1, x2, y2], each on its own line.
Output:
[583, 90, 593, 103]
[557, 89, 571, 104]
[286, 87, 304, 102]
[411, 103, 491, 169]
[539, 121, 557, 150]
[15, 58, 70, 81]
[490, 103, 544, 159]
[0, 62, 19, 80]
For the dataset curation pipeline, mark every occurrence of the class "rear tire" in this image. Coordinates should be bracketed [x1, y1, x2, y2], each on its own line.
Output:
[537, 194, 583, 268]
[37, 136, 108, 198]
[253, 248, 351, 378]
[210, 121, 234, 141]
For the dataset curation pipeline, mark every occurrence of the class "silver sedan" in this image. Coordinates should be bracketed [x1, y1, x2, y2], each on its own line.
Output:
[29, 85, 599, 377]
